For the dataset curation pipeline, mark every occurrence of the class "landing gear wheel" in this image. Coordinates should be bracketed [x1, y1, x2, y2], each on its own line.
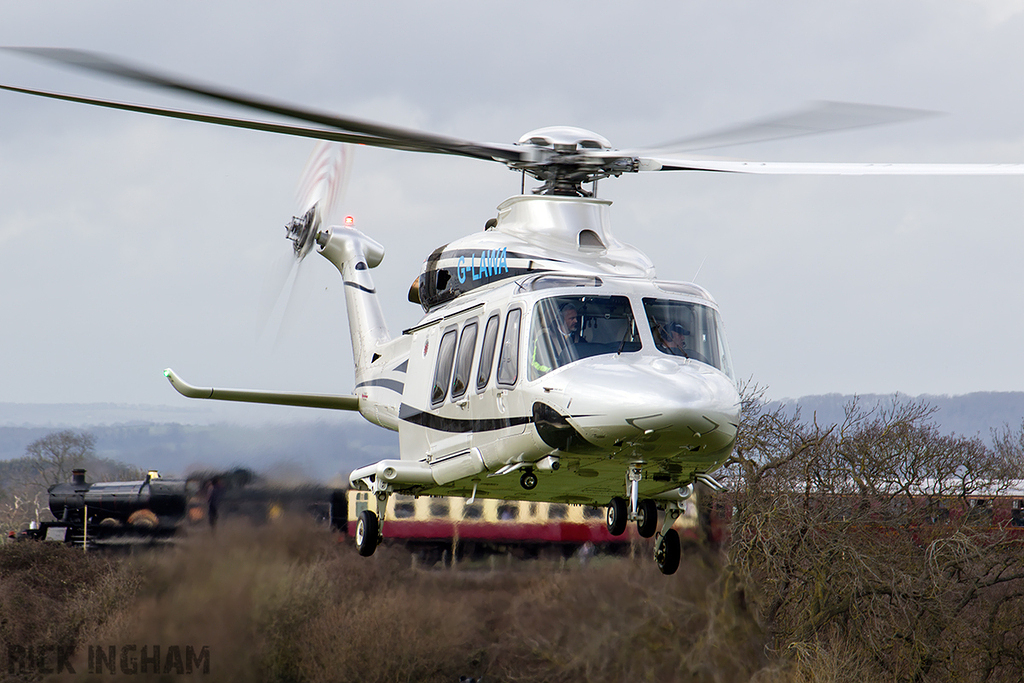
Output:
[636, 499, 658, 538]
[520, 470, 538, 490]
[655, 528, 681, 575]
[355, 510, 380, 557]
[606, 496, 627, 536]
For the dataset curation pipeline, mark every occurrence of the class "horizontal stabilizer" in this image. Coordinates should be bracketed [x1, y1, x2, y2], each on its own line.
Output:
[163, 368, 359, 411]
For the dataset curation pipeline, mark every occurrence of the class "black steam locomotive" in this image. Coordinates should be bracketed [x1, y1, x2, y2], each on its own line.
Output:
[17, 468, 344, 545]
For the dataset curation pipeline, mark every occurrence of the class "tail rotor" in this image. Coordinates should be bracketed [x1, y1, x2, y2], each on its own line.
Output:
[261, 142, 352, 343]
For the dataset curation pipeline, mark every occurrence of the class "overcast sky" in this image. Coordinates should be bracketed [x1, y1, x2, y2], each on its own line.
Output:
[2, 0, 1024, 412]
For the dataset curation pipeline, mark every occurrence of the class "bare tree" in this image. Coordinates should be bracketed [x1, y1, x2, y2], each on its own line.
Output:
[25, 429, 95, 488]
[717, 386, 1024, 682]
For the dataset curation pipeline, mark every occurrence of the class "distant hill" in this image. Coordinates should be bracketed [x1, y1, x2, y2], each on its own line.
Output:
[769, 392, 1024, 442]
[0, 403, 397, 483]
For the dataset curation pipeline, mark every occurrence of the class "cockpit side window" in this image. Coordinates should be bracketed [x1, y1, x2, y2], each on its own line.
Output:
[528, 295, 639, 380]
[496, 308, 522, 387]
[450, 321, 478, 400]
[431, 327, 459, 406]
[642, 298, 734, 378]
[476, 314, 500, 392]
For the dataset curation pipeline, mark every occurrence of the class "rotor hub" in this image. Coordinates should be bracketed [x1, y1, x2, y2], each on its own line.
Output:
[514, 127, 634, 196]
[517, 126, 612, 152]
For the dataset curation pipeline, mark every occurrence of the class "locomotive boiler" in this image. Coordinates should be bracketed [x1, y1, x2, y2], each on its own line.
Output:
[48, 468, 188, 530]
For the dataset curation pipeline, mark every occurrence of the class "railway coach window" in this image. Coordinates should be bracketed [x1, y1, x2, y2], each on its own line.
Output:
[462, 503, 483, 520]
[548, 504, 568, 520]
[429, 501, 451, 518]
[394, 501, 416, 519]
[967, 498, 993, 526]
[497, 503, 519, 520]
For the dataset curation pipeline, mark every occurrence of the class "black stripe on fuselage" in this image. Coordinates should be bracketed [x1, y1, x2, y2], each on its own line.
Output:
[399, 403, 532, 433]
[355, 378, 405, 394]
[344, 281, 376, 293]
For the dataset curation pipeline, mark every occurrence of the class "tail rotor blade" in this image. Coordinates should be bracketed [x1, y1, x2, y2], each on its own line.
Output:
[297, 141, 352, 224]
[265, 142, 353, 343]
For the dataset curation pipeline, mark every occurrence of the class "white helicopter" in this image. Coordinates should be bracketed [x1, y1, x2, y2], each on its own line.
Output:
[5, 48, 1024, 574]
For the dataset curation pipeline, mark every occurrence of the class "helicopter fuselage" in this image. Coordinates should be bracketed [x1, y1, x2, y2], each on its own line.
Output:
[332, 195, 741, 507]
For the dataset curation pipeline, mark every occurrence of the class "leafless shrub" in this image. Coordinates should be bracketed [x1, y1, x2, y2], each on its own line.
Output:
[722, 385, 1024, 682]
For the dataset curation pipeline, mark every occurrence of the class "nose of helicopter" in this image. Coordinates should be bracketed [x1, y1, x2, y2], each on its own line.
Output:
[532, 355, 741, 458]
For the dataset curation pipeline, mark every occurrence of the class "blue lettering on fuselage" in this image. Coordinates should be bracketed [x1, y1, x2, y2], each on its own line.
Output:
[457, 248, 508, 284]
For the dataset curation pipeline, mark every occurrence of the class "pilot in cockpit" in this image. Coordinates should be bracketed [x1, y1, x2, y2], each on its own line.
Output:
[558, 302, 579, 342]
[530, 301, 580, 377]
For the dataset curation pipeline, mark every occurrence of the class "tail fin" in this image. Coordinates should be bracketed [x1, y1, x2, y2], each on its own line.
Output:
[315, 220, 391, 375]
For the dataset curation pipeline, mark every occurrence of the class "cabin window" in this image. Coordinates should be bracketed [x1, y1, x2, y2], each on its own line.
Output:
[431, 327, 459, 405]
[643, 298, 735, 379]
[450, 321, 478, 400]
[476, 314, 500, 392]
[528, 295, 639, 380]
[496, 308, 522, 386]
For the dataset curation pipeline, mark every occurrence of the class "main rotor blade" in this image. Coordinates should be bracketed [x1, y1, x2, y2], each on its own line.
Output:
[641, 101, 937, 155]
[638, 157, 1024, 175]
[0, 83, 439, 150]
[3, 47, 524, 163]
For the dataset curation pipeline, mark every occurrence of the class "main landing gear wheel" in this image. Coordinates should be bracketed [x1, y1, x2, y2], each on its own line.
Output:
[606, 496, 627, 536]
[355, 509, 380, 557]
[520, 470, 538, 490]
[655, 528, 681, 575]
[636, 499, 658, 538]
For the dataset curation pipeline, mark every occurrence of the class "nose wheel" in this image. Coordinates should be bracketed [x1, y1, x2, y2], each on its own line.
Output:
[520, 469, 538, 490]
[606, 469, 659, 537]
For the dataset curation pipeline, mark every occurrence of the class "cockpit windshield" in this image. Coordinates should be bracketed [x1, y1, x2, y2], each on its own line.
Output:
[643, 298, 735, 378]
[528, 295, 640, 380]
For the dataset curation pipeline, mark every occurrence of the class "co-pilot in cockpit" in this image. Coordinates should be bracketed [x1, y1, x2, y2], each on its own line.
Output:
[644, 297, 733, 376]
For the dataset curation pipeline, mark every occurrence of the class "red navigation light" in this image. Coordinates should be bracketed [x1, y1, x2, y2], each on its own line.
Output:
[345, 215, 354, 226]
